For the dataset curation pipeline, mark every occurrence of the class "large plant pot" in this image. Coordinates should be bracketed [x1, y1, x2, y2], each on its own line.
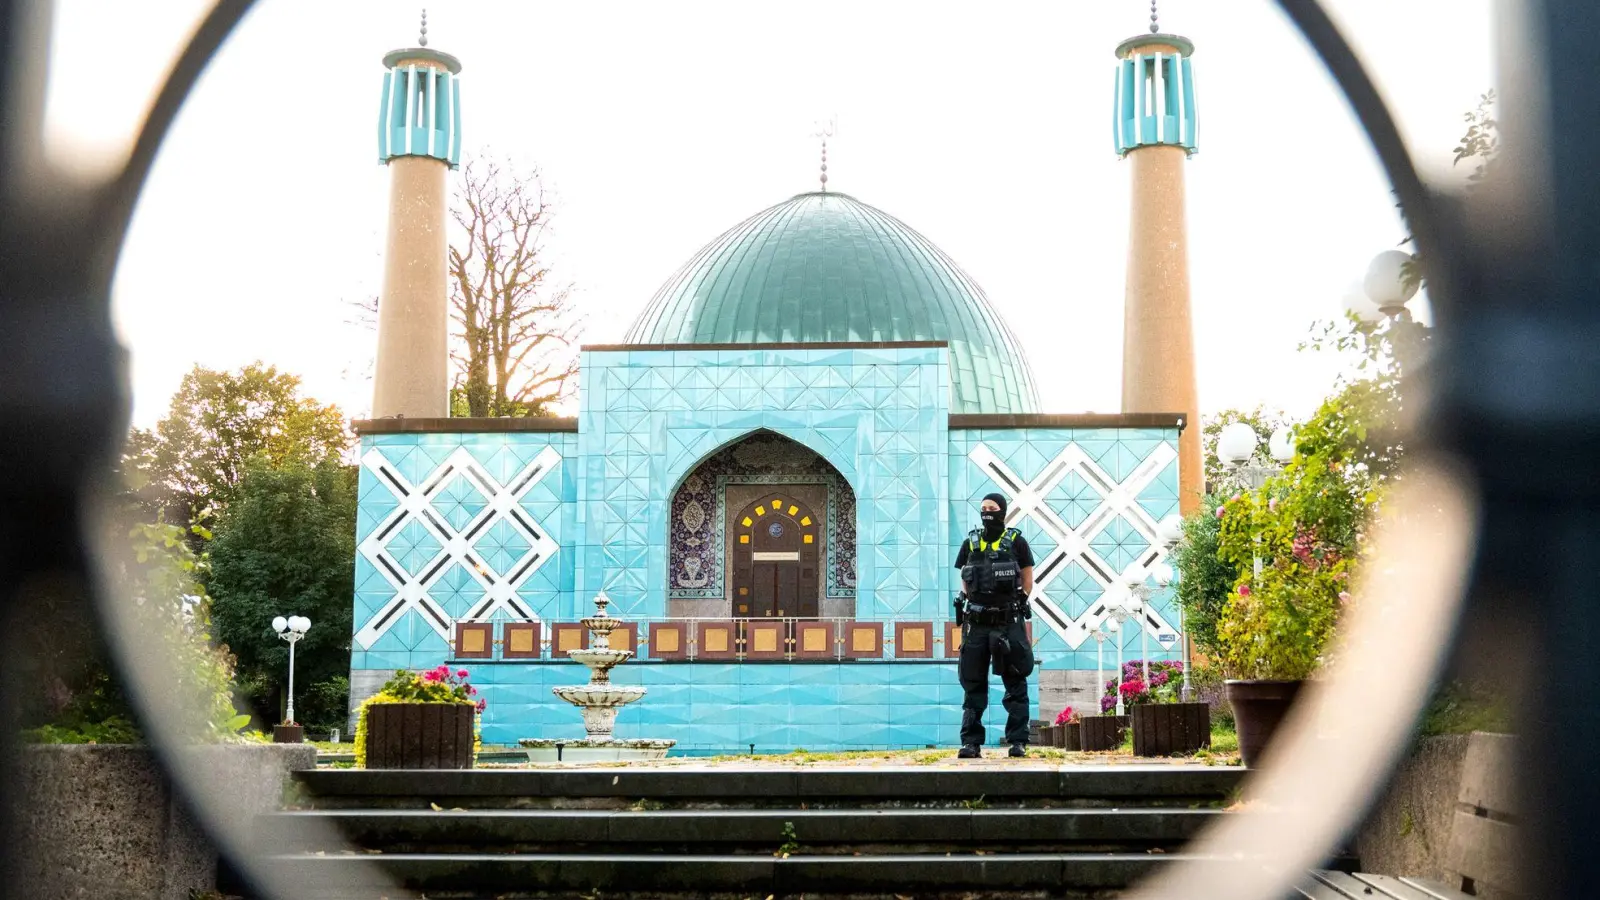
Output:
[1132, 702, 1211, 757]
[272, 724, 304, 744]
[365, 702, 475, 769]
[1079, 715, 1131, 752]
[1225, 679, 1304, 768]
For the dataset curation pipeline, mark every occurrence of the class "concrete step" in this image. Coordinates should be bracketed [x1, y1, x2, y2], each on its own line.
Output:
[292, 765, 1246, 809]
[262, 850, 1219, 897]
[258, 806, 1221, 852]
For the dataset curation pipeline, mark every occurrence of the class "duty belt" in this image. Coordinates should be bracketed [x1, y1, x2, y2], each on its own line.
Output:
[966, 603, 1022, 626]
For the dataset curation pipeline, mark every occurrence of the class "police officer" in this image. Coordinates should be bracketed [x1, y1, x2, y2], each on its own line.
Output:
[953, 492, 1036, 758]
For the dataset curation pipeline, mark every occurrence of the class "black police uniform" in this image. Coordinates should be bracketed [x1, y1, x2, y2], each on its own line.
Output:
[954, 525, 1036, 750]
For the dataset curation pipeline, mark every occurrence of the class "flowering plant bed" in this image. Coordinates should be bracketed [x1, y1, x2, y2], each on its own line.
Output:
[356, 667, 484, 769]
[1100, 660, 1187, 712]
[1051, 707, 1082, 750]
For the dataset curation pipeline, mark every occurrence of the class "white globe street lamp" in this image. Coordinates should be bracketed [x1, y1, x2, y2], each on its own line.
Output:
[1269, 426, 1296, 465]
[1217, 422, 1258, 468]
[1364, 249, 1420, 316]
[1342, 280, 1385, 325]
[1103, 612, 1127, 716]
[1090, 622, 1111, 718]
[273, 614, 311, 725]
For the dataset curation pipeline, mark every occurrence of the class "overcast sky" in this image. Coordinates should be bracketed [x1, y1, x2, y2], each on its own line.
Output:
[44, 0, 1494, 427]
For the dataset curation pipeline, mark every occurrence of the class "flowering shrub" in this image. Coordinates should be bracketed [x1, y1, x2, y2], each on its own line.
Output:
[353, 667, 485, 767]
[1211, 380, 1385, 680]
[1053, 706, 1080, 726]
[1099, 660, 1185, 712]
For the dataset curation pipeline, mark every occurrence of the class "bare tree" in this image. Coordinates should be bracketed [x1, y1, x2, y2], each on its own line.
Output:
[448, 156, 581, 417]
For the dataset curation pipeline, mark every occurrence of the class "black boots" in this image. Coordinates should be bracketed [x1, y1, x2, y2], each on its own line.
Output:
[958, 744, 982, 759]
[1008, 743, 1027, 758]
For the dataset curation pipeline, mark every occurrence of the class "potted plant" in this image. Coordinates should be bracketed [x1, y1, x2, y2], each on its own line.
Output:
[272, 720, 304, 743]
[355, 666, 485, 769]
[1212, 416, 1375, 764]
[1109, 659, 1211, 757]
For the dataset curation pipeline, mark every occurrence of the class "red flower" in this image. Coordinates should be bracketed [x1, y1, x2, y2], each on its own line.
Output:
[456, 669, 470, 679]
[467, 685, 477, 695]
[475, 698, 487, 712]
[1238, 584, 1251, 597]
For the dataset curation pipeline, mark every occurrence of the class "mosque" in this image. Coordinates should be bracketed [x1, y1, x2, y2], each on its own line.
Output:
[348, 11, 1203, 751]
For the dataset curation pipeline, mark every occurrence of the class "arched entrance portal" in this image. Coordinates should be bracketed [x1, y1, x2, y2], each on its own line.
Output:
[667, 431, 856, 619]
[732, 493, 821, 618]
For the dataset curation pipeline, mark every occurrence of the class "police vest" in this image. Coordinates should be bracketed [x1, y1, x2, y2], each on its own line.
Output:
[964, 527, 1023, 601]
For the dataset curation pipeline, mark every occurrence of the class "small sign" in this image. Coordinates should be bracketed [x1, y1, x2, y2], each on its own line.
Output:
[1157, 632, 1178, 647]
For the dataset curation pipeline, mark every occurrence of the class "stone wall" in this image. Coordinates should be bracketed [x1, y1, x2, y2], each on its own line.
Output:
[1354, 734, 1471, 882]
[16, 743, 316, 900]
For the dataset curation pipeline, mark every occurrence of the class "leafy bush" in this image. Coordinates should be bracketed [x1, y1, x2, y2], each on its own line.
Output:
[1187, 663, 1234, 728]
[298, 676, 351, 735]
[1171, 494, 1231, 656]
[21, 716, 142, 745]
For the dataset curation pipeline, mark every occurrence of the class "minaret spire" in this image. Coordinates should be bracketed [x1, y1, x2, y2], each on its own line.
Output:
[419, 8, 428, 46]
[1150, 0, 1160, 33]
[812, 117, 835, 192]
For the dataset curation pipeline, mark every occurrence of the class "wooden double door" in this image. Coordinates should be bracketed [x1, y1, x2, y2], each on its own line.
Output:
[731, 492, 820, 618]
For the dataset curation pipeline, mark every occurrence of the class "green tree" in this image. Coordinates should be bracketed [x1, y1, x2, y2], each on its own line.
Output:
[205, 459, 357, 731]
[126, 363, 350, 525]
[1170, 493, 1230, 657]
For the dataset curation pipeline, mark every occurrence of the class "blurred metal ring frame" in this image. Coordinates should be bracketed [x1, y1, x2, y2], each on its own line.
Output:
[0, 0, 1576, 897]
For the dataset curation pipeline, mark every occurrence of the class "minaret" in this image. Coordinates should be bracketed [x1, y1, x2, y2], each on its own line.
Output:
[1115, 2, 1201, 512]
[372, 11, 462, 418]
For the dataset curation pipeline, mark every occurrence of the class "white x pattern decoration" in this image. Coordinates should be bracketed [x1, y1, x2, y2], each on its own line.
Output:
[968, 441, 1180, 650]
[354, 445, 561, 649]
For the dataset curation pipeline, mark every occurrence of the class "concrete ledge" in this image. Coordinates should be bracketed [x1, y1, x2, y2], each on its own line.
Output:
[296, 765, 1246, 803]
[1355, 734, 1471, 882]
[16, 743, 316, 900]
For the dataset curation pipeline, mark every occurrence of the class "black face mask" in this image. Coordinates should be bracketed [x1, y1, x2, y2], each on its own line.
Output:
[980, 510, 1004, 538]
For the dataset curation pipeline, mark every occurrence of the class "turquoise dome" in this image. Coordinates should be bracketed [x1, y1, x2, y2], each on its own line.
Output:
[625, 192, 1039, 415]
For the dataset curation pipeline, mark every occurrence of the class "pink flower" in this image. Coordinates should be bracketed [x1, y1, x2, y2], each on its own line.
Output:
[475, 698, 487, 712]
[1215, 505, 1226, 519]
[421, 670, 442, 682]
[1338, 591, 1354, 606]
[456, 669, 469, 679]
[467, 685, 477, 695]
[1238, 584, 1251, 597]
[1268, 497, 1279, 512]
[1120, 679, 1147, 698]
[1054, 706, 1075, 725]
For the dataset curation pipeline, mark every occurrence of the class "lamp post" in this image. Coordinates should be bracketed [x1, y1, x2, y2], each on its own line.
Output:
[1152, 562, 1186, 699]
[1119, 515, 1187, 689]
[1104, 608, 1128, 716]
[1216, 422, 1296, 580]
[1090, 623, 1110, 716]
[272, 615, 311, 725]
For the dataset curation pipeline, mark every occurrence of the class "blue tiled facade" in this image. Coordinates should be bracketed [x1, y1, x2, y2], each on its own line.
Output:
[350, 345, 1181, 751]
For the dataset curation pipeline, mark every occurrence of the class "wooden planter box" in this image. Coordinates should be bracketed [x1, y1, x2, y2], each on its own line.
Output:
[365, 702, 475, 769]
[272, 724, 304, 744]
[1062, 722, 1082, 751]
[1131, 702, 1212, 757]
[1079, 715, 1131, 752]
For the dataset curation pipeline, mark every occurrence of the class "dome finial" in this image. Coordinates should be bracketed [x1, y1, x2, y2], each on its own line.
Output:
[419, 8, 428, 46]
[1150, 0, 1160, 33]
[812, 117, 836, 192]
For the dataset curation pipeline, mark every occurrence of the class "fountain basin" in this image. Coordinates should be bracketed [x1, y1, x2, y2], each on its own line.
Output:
[552, 686, 645, 707]
[566, 648, 632, 668]
[518, 738, 676, 763]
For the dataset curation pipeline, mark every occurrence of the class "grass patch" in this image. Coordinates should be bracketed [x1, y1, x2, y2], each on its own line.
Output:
[1209, 719, 1239, 754]
[1419, 681, 1511, 737]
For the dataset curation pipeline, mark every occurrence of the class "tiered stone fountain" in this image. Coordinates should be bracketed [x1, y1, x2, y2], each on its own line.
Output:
[519, 592, 676, 763]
